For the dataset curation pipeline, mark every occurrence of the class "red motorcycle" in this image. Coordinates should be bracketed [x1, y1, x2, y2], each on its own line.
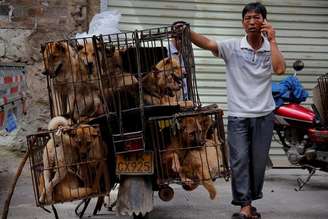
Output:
[273, 60, 328, 190]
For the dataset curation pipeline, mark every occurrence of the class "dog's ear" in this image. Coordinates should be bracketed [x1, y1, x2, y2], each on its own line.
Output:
[164, 57, 171, 65]
[195, 117, 202, 132]
[199, 115, 213, 138]
[68, 39, 77, 49]
[105, 45, 116, 57]
[54, 42, 67, 53]
[156, 58, 164, 70]
[76, 44, 84, 51]
[152, 66, 161, 78]
[90, 127, 99, 136]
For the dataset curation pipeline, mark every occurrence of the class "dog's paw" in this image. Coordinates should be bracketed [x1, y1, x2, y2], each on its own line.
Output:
[45, 191, 53, 203]
[39, 194, 45, 203]
[209, 190, 217, 200]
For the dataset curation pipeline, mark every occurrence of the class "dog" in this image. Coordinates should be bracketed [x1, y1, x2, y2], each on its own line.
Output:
[180, 138, 222, 200]
[42, 41, 104, 122]
[39, 116, 73, 203]
[38, 172, 94, 203]
[179, 115, 222, 200]
[143, 57, 183, 105]
[96, 45, 139, 110]
[161, 115, 212, 183]
[161, 114, 221, 199]
[42, 41, 74, 117]
[39, 116, 93, 203]
[73, 124, 111, 193]
[75, 40, 99, 79]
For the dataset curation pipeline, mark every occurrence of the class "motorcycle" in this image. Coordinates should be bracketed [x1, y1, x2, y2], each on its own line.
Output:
[273, 60, 328, 190]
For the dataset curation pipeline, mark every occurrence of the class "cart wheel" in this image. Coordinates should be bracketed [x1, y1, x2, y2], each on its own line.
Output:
[133, 212, 149, 219]
[158, 186, 174, 202]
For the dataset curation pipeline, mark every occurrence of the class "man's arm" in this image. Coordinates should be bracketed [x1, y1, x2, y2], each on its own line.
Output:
[270, 41, 286, 75]
[190, 30, 219, 57]
[262, 20, 286, 75]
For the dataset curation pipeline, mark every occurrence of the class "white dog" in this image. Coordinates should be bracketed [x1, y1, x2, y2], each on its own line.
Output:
[39, 116, 78, 203]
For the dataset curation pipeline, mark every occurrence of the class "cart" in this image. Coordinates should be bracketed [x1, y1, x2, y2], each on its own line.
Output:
[27, 23, 229, 218]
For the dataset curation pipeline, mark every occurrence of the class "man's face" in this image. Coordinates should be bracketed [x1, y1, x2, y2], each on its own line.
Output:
[242, 11, 264, 35]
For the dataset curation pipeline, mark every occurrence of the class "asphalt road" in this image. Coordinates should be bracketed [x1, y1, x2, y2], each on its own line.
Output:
[1, 147, 328, 219]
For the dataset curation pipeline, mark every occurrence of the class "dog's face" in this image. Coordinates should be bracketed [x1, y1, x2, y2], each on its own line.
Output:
[103, 45, 124, 75]
[41, 42, 71, 78]
[77, 41, 98, 77]
[68, 125, 100, 159]
[179, 115, 212, 147]
[155, 58, 182, 95]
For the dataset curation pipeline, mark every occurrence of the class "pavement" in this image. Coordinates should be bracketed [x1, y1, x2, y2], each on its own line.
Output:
[1, 147, 328, 219]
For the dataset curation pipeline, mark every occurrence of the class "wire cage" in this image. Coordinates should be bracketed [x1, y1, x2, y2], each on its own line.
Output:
[27, 124, 110, 206]
[148, 107, 229, 192]
[92, 23, 200, 154]
[317, 73, 328, 126]
[42, 23, 199, 155]
[42, 38, 110, 124]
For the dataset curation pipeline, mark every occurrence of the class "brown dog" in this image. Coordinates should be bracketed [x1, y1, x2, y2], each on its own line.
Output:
[39, 117, 96, 203]
[42, 41, 104, 122]
[39, 116, 78, 203]
[180, 138, 222, 200]
[76, 40, 99, 79]
[143, 57, 185, 105]
[73, 124, 111, 193]
[38, 172, 94, 204]
[161, 115, 212, 184]
[161, 114, 221, 200]
[42, 42, 75, 117]
[97, 45, 139, 110]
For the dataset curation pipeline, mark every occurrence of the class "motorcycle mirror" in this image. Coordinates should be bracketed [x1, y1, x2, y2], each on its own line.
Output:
[293, 60, 304, 71]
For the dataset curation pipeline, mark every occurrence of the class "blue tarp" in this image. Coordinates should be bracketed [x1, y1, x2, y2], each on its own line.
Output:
[272, 76, 309, 107]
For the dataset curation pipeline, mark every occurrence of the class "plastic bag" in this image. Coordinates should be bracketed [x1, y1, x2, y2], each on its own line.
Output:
[75, 10, 121, 38]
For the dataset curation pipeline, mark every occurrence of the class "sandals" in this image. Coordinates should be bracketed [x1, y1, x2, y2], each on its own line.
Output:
[251, 207, 261, 218]
[231, 206, 261, 219]
[231, 212, 252, 219]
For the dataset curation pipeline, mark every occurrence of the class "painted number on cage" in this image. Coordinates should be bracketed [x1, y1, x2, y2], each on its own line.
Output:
[116, 152, 153, 175]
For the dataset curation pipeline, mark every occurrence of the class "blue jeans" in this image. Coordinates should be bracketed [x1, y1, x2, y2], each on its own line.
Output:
[227, 112, 274, 206]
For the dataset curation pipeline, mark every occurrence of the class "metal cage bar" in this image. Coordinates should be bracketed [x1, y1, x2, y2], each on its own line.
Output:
[27, 125, 110, 206]
[148, 107, 229, 187]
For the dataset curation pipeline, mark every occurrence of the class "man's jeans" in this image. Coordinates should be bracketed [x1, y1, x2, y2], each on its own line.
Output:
[227, 112, 274, 206]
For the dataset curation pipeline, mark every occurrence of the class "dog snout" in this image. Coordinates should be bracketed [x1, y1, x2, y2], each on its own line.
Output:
[191, 135, 205, 147]
[172, 73, 182, 84]
[87, 62, 94, 74]
[200, 139, 206, 146]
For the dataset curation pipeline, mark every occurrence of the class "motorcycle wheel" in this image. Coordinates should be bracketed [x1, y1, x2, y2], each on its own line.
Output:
[133, 213, 149, 219]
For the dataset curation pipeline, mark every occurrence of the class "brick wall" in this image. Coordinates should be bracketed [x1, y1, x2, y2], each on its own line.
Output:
[0, 0, 100, 63]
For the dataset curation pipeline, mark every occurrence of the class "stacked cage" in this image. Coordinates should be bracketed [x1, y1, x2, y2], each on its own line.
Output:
[27, 125, 110, 206]
[27, 36, 116, 206]
[92, 25, 201, 157]
[149, 107, 229, 199]
[28, 23, 229, 207]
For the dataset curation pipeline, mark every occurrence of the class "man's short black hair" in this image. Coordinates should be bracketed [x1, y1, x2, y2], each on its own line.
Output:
[242, 2, 267, 20]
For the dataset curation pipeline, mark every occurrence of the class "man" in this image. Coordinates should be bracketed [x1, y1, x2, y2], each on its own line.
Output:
[177, 2, 285, 219]
[169, 36, 189, 100]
